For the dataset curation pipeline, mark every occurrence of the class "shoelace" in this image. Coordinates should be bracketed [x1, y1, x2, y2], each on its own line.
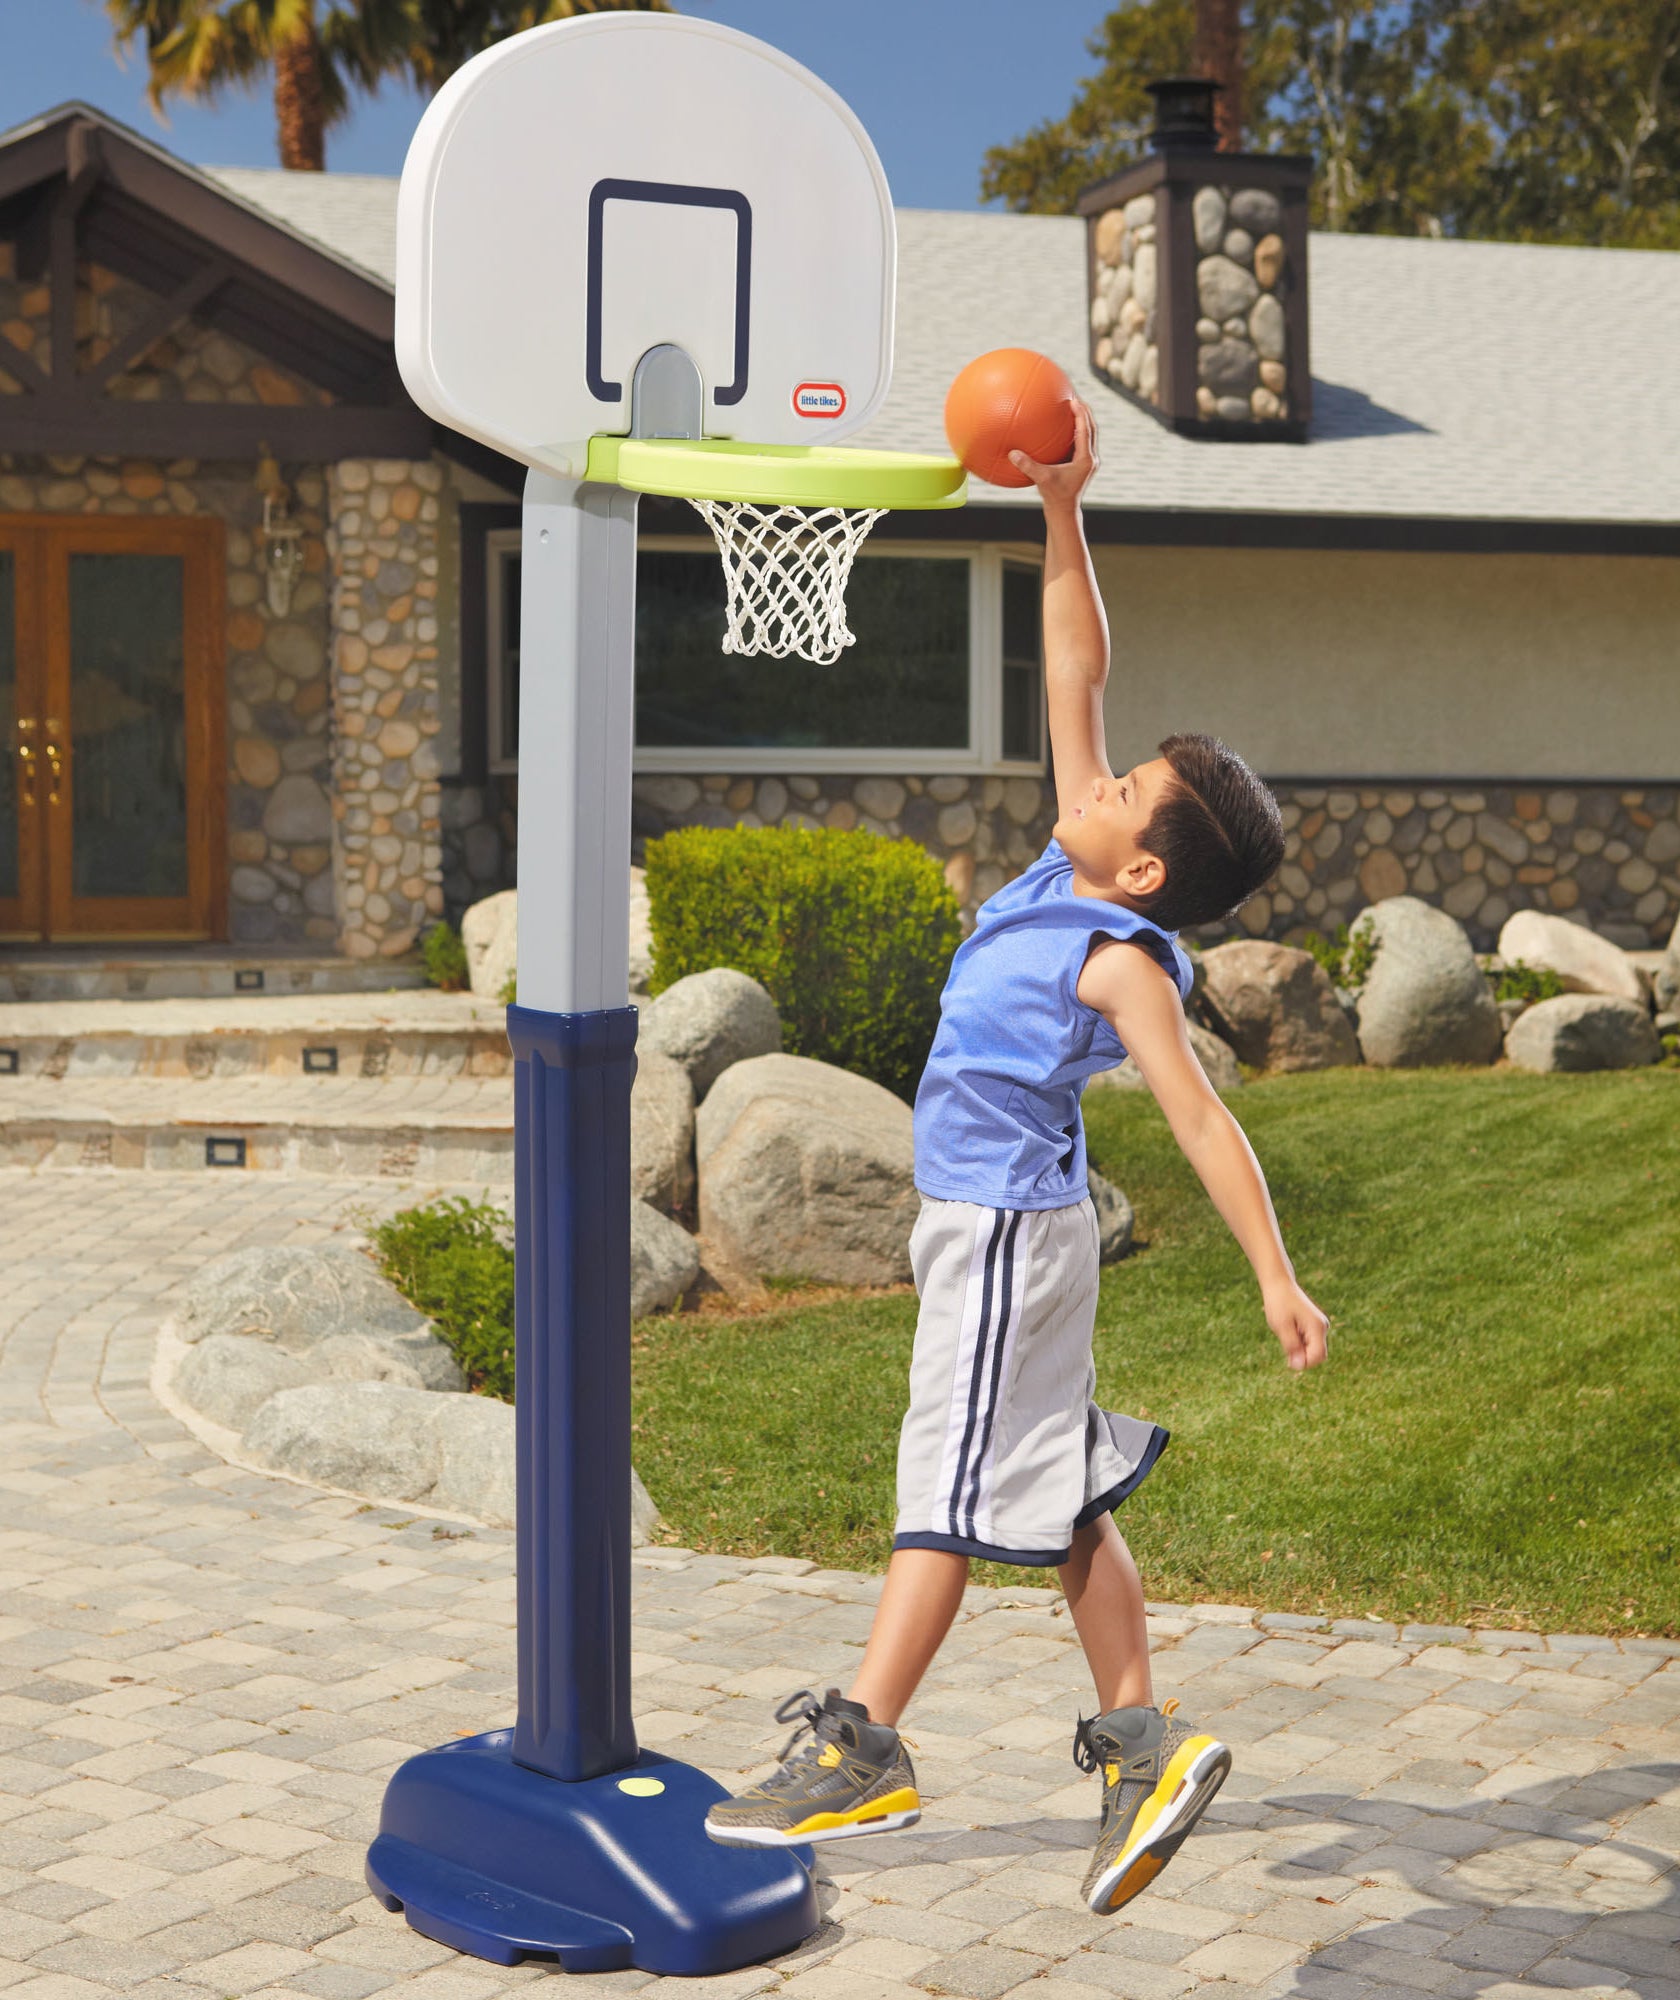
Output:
[1071, 1696, 1180, 1774]
[770, 1687, 913, 1762]
[772, 1687, 832, 1764]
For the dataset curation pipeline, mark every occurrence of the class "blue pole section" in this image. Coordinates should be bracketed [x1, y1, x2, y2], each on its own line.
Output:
[508, 1002, 639, 1781]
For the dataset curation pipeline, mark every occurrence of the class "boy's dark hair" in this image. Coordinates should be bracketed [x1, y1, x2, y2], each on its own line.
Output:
[1134, 733, 1285, 932]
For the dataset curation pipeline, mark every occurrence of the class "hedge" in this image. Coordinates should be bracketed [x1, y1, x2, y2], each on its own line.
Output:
[643, 824, 962, 1102]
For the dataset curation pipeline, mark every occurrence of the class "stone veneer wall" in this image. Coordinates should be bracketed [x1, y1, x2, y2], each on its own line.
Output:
[325, 460, 448, 958]
[449, 772, 1680, 950]
[1248, 782, 1680, 950]
[441, 774, 518, 911]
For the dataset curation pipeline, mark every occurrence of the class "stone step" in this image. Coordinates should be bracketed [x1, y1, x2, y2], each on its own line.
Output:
[0, 948, 429, 1003]
[0, 1074, 513, 1177]
[0, 990, 509, 1079]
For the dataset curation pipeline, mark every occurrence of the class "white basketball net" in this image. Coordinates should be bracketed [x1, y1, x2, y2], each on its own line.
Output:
[687, 499, 886, 665]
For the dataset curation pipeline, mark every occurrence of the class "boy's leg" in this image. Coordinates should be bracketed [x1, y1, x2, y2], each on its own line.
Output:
[1058, 1514, 1152, 1712]
[848, 1547, 969, 1725]
[1065, 1510, 1231, 1915]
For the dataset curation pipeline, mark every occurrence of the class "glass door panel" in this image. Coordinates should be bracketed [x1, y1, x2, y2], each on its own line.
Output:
[67, 552, 190, 902]
[0, 551, 16, 904]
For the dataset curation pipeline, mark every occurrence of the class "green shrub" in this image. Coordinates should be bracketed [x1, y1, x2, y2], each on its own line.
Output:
[499, 967, 517, 1005]
[1496, 958, 1566, 1005]
[370, 1198, 515, 1401]
[422, 921, 469, 991]
[1300, 916, 1377, 995]
[644, 825, 962, 1101]
[1300, 925, 1345, 983]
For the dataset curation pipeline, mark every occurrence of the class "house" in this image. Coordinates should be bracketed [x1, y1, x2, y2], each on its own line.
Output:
[2, 101, 1676, 968]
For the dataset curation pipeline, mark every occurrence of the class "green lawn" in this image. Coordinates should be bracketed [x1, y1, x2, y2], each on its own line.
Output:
[631, 1067, 1679, 1634]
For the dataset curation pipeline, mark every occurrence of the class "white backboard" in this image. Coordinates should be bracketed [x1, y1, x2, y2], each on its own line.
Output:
[396, 14, 898, 477]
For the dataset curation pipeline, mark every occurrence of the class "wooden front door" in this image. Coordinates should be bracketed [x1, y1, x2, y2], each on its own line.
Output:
[0, 516, 225, 942]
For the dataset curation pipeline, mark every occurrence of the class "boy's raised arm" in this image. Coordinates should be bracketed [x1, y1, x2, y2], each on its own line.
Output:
[1009, 402, 1112, 822]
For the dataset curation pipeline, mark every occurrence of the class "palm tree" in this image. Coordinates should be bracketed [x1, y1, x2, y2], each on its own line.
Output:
[106, 0, 670, 172]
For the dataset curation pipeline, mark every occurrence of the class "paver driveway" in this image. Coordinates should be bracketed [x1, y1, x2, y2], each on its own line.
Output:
[0, 1168, 1675, 2000]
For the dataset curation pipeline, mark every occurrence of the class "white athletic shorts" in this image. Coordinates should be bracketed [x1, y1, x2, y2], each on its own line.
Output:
[892, 1195, 1169, 1567]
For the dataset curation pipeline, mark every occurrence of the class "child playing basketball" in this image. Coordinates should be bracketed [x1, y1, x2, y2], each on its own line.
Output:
[706, 402, 1330, 1915]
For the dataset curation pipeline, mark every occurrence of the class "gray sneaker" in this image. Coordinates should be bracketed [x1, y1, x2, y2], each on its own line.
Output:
[1074, 1698, 1231, 1913]
[704, 1687, 921, 1849]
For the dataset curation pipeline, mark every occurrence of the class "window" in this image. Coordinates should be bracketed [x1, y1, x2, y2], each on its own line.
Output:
[485, 536, 1043, 775]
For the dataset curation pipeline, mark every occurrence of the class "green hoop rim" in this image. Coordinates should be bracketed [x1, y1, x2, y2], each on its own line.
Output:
[584, 436, 967, 510]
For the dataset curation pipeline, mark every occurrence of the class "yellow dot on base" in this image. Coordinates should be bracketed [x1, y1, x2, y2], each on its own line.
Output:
[617, 1777, 666, 1797]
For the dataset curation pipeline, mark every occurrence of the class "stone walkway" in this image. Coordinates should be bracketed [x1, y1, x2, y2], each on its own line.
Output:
[1, 1168, 1676, 2000]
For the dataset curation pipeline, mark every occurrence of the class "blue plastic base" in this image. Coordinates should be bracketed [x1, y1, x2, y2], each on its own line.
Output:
[365, 1730, 817, 1974]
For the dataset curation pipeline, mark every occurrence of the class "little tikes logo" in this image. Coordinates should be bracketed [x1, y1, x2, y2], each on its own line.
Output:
[793, 381, 847, 419]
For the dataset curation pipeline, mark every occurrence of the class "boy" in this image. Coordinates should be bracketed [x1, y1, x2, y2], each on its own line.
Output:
[706, 403, 1330, 1915]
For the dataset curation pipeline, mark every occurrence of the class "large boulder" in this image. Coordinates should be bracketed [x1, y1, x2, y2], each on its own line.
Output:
[1198, 941, 1361, 1072]
[640, 968, 782, 1101]
[1655, 912, 1680, 1013]
[243, 1379, 494, 1513]
[1505, 994, 1663, 1073]
[1353, 897, 1502, 1068]
[1497, 911, 1645, 1004]
[631, 1051, 695, 1216]
[462, 888, 517, 1001]
[630, 1199, 701, 1318]
[240, 1380, 659, 1541]
[170, 1246, 462, 1388]
[1087, 1171, 1134, 1263]
[697, 1052, 918, 1285]
[461, 875, 653, 1002]
[175, 1333, 310, 1432]
[628, 865, 652, 996]
[1087, 1021, 1245, 1095]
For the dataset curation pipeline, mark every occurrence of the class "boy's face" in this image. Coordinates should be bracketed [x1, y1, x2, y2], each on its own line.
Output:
[1056, 756, 1177, 902]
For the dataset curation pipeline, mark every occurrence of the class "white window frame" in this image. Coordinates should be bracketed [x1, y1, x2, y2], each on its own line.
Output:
[485, 531, 1045, 777]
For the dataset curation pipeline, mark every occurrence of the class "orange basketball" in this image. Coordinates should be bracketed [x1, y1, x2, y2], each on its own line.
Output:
[943, 348, 1078, 488]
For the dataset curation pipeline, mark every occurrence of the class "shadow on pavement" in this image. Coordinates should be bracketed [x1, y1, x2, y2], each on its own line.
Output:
[1261, 1760, 1680, 1997]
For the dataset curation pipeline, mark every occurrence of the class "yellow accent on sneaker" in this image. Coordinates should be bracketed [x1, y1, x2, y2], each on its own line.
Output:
[1104, 1762, 1119, 1786]
[786, 1786, 921, 1836]
[817, 1743, 843, 1769]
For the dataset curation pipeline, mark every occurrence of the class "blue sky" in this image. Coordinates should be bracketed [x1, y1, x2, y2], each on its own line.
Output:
[6, 1, 1110, 209]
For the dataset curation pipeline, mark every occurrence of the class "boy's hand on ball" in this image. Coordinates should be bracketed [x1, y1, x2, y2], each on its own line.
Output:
[1008, 399, 1098, 503]
[1263, 1280, 1330, 1371]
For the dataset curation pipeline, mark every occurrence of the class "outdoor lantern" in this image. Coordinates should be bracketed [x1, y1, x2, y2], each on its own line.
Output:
[1078, 79, 1313, 442]
[255, 446, 305, 615]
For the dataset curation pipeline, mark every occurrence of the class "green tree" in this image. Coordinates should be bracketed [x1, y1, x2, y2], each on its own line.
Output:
[981, 0, 1680, 245]
[1430, 0, 1680, 245]
[105, 0, 669, 172]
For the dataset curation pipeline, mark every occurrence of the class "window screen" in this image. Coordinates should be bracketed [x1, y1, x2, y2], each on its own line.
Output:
[634, 550, 970, 751]
[1000, 560, 1043, 764]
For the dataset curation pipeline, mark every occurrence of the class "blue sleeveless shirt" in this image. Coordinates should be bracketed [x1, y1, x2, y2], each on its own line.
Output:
[913, 838, 1194, 1211]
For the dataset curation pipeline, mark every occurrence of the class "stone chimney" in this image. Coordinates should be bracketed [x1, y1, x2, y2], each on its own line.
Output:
[1077, 79, 1312, 441]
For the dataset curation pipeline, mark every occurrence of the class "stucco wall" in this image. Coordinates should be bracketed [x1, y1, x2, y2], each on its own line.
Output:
[1092, 545, 1680, 782]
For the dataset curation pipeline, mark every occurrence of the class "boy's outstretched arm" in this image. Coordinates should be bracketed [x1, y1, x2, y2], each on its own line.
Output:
[1010, 402, 1112, 822]
[1077, 939, 1330, 1371]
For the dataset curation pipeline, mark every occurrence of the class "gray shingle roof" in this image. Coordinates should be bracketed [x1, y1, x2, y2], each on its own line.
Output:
[209, 167, 1679, 527]
[209, 167, 399, 286]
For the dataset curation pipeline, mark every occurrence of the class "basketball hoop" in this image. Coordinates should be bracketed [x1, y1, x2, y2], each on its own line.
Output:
[583, 435, 966, 665]
[686, 498, 882, 663]
[382, 12, 970, 1973]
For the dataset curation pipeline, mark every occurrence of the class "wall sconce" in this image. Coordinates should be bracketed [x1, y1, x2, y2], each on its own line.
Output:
[255, 445, 305, 617]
